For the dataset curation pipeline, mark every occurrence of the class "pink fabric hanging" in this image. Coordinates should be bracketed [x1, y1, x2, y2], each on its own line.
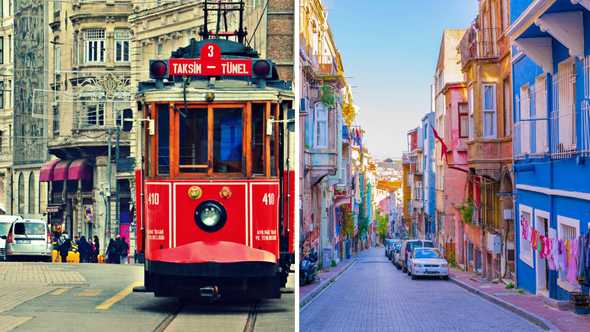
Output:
[567, 239, 579, 285]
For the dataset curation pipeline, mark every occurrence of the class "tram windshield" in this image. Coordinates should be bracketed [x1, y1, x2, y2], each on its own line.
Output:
[213, 108, 243, 173]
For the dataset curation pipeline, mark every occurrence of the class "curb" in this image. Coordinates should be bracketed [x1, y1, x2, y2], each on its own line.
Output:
[299, 259, 356, 309]
[450, 275, 560, 331]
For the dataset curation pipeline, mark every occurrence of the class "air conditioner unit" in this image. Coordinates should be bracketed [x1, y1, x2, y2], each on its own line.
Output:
[503, 209, 514, 220]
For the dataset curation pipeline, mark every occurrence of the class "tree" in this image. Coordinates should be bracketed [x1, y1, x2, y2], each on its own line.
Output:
[341, 205, 354, 238]
[376, 211, 389, 243]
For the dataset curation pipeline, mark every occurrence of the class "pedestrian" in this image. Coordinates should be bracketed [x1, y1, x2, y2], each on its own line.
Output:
[106, 238, 119, 264]
[118, 236, 129, 264]
[93, 235, 100, 263]
[78, 236, 90, 263]
[58, 233, 71, 263]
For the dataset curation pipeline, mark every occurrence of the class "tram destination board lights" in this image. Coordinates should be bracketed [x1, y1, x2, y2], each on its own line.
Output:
[150, 60, 169, 89]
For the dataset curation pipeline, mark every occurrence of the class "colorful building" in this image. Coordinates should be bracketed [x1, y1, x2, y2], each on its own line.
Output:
[510, 0, 590, 301]
[433, 29, 470, 267]
[458, 0, 514, 280]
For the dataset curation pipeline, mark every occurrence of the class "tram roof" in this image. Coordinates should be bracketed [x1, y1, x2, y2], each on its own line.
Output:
[137, 78, 294, 103]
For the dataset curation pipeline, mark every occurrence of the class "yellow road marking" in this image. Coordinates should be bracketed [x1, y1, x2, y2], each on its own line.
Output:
[77, 289, 102, 297]
[51, 288, 70, 296]
[96, 281, 143, 310]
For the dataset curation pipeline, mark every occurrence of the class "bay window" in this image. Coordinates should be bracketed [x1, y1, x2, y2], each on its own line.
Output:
[314, 102, 328, 148]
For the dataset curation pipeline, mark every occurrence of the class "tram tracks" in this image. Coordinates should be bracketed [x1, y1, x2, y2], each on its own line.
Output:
[152, 299, 260, 332]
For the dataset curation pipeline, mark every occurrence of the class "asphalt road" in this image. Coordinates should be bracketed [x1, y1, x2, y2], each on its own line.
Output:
[300, 247, 543, 332]
[0, 262, 294, 332]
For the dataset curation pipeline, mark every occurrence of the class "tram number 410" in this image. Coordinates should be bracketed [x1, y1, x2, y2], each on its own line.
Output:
[262, 193, 276, 206]
[147, 193, 160, 206]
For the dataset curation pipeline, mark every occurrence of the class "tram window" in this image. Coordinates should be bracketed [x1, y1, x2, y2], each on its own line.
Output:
[179, 108, 208, 173]
[157, 104, 169, 175]
[251, 104, 265, 175]
[213, 108, 243, 173]
[270, 112, 277, 177]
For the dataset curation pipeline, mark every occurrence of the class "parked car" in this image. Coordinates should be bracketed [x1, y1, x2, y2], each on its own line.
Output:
[407, 247, 449, 280]
[5, 219, 52, 262]
[392, 244, 403, 269]
[384, 238, 395, 259]
[0, 215, 22, 261]
[401, 239, 434, 272]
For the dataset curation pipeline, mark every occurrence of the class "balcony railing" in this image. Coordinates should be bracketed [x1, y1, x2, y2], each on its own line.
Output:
[311, 53, 338, 76]
[459, 28, 500, 67]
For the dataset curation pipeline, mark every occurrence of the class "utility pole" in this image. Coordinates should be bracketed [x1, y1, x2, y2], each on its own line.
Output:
[105, 128, 112, 243]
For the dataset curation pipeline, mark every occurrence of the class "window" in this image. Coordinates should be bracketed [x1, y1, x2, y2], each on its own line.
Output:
[28, 172, 35, 214]
[115, 29, 130, 62]
[482, 84, 497, 138]
[518, 205, 533, 268]
[0, 81, 4, 109]
[557, 216, 580, 290]
[17, 172, 24, 214]
[314, 103, 328, 148]
[157, 104, 169, 175]
[85, 103, 105, 127]
[468, 86, 474, 139]
[84, 29, 105, 63]
[555, 60, 576, 150]
[503, 78, 511, 137]
[52, 104, 59, 136]
[0, 130, 3, 152]
[213, 108, 243, 173]
[520, 84, 531, 154]
[459, 103, 469, 138]
[179, 108, 208, 173]
[54, 45, 61, 74]
[0, 37, 3, 64]
[251, 104, 265, 175]
[534, 75, 548, 154]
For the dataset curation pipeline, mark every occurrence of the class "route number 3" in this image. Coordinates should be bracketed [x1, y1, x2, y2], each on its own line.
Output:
[262, 193, 275, 206]
[207, 45, 214, 58]
[147, 193, 159, 206]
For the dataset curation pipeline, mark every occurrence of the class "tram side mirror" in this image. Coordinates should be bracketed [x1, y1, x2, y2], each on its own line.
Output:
[266, 117, 274, 136]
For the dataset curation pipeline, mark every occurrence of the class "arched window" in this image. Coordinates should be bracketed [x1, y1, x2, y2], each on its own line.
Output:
[28, 172, 35, 214]
[17, 173, 24, 214]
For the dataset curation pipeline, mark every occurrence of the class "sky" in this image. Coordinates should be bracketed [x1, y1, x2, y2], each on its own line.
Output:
[323, 0, 478, 159]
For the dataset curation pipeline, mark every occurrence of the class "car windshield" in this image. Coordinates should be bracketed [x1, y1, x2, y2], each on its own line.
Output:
[14, 223, 46, 236]
[414, 248, 441, 259]
[0, 223, 10, 236]
[421, 241, 434, 248]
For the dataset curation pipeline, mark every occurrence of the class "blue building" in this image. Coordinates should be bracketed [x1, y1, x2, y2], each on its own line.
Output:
[511, 0, 590, 300]
[421, 113, 437, 240]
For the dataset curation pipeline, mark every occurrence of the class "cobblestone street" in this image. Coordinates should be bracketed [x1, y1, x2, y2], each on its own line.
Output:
[300, 248, 543, 332]
[0, 262, 294, 332]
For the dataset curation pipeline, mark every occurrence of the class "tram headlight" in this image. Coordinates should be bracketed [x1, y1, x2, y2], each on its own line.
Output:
[150, 60, 169, 80]
[252, 60, 273, 79]
[194, 200, 227, 232]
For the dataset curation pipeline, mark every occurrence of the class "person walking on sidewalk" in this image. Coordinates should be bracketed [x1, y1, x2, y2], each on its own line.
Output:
[118, 236, 129, 264]
[106, 238, 118, 264]
[92, 235, 100, 263]
[58, 233, 71, 263]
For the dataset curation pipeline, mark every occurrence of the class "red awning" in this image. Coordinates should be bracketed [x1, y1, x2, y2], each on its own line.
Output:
[39, 159, 61, 182]
[67, 159, 92, 181]
[53, 160, 71, 181]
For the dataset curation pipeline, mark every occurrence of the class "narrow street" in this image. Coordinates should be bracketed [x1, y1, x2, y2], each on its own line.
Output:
[300, 248, 543, 332]
[0, 262, 294, 332]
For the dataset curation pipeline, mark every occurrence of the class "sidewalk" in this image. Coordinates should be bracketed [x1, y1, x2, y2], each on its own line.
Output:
[450, 268, 590, 332]
[299, 256, 356, 308]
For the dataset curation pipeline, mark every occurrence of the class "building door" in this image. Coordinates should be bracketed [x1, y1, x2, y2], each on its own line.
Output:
[535, 215, 549, 296]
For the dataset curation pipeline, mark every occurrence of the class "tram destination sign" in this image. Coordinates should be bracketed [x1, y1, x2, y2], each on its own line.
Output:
[169, 42, 252, 77]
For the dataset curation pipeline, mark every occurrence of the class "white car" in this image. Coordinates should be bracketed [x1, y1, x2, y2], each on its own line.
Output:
[5, 219, 52, 262]
[0, 215, 22, 260]
[408, 247, 449, 280]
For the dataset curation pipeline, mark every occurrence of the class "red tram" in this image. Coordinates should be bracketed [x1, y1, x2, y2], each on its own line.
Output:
[134, 26, 294, 298]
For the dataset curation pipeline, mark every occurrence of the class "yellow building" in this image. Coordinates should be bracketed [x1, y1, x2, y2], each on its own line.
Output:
[458, 0, 514, 280]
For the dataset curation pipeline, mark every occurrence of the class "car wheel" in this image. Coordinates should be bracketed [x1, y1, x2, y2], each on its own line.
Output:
[443, 275, 449, 281]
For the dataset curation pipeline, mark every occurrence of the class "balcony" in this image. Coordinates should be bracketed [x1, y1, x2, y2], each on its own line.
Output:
[459, 27, 500, 68]
[467, 138, 512, 176]
[304, 148, 337, 184]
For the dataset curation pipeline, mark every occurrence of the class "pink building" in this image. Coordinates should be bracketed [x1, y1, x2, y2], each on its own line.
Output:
[434, 30, 469, 266]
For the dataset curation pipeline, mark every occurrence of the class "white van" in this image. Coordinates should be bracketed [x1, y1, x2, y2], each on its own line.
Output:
[5, 219, 52, 261]
[0, 215, 22, 260]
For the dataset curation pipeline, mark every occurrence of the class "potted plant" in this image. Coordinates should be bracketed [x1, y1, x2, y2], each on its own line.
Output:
[458, 200, 475, 224]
